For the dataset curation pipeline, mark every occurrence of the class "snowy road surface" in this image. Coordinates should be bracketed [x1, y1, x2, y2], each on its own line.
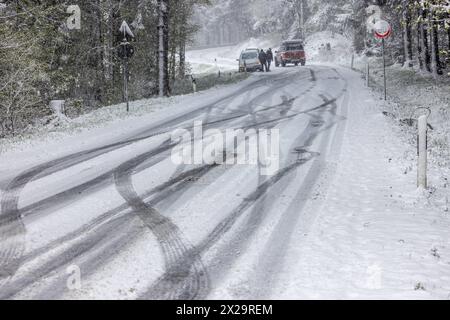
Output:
[1, 65, 449, 299]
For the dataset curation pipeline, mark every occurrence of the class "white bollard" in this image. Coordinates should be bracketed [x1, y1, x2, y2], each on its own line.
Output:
[366, 61, 370, 87]
[191, 75, 197, 93]
[49, 100, 66, 115]
[417, 115, 428, 189]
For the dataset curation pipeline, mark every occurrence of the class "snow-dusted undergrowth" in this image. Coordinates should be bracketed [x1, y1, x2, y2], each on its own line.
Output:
[0, 73, 249, 156]
[0, 97, 174, 156]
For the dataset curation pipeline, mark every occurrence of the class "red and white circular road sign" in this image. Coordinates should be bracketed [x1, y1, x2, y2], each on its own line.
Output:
[374, 20, 392, 39]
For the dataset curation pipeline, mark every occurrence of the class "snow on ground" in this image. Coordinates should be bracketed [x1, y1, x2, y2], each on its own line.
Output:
[185, 38, 450, 299]
[305, 31, 354, 65]
[185, 32, 450, 299]
[352, 56, 450, 215]
[0, 75, 262, 181]
[270, 68, 450, 299]
[201, 67, 450, 300]
[1, 32, 449, 299]
[186, 31, 354, 75]
[186, 33, 282, 75]
[0, 72, 267, 299]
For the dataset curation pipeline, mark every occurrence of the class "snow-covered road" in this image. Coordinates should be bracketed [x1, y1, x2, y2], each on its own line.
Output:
[0, 65, 448, 300]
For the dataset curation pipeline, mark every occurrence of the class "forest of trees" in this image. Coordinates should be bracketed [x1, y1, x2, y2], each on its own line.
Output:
[192, 0, 311, 46]
[193, 0, 450, 77]
[354, 0, 450, 78]
[0, 0, 208, 137]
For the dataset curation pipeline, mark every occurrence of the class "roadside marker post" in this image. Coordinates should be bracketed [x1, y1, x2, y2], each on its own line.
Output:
[374, 20, 392, 101]
[123, 57, 129, 112]
[49, 100, 66, 116]
[366, 60, 370, 87]
[215, 58, 221, 78]
[416, 108, 431, 189]
[417, 115, 428, 189]
[190, 75, 197, 93]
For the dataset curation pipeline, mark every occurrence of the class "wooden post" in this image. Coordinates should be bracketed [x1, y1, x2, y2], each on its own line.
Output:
[382, 39, 387, 100]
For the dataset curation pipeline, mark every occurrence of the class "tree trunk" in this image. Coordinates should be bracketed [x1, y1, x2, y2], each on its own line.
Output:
[299, 0, 305, 39]
[419, 5, 431, 72]
[98, 0, 114, 105]
[429, 7, 441, 78]
[164, 0, 170, 95]
[179, 40, 186, 79]
[416, 1, 423, 69]
[448, 24, 450, 52]
[100, 0, 113, 82]
[157, 0, 170, 97]
[170, 44, 176, 81]
[402, 0, 413, 67]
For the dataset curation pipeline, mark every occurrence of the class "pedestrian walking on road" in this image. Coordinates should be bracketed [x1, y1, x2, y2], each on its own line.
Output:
[266, 48, 274, 71]
[259, 49, 268, 72]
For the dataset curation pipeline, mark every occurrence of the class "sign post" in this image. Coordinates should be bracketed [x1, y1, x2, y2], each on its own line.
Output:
[382, 38, 386, 100]
[374, 20, 391, 101]
[118, 21, 135, 112]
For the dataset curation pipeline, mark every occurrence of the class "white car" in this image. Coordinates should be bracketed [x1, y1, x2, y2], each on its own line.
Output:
[238, 48, 263, 72]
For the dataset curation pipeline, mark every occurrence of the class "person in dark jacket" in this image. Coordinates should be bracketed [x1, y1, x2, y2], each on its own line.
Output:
[266, 48, 274, 71]
[259, 49, 268, 72]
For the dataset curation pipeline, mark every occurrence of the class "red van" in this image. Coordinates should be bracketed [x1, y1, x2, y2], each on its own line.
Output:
[275, 40, 306, 67]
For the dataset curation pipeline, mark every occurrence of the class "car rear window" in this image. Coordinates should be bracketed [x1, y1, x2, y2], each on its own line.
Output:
[242, 52, 258, 59]
[283, 43, 304, 51]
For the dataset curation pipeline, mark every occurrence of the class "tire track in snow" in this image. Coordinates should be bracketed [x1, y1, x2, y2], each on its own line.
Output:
[140, 160, 312, 299]
[197, 69, 346, 295]
[0, 67, 342, 298]
[244, 69, 349, 298]
[0, 141, 174, 298]
[249, 93, 346, 298]
[0, 75, 285, 285]
[0, 74, 291, 294]
[167, 67, 348, 298]
[0, 163, 225, 299]
[122, 69, 312, 300]
[140, 67, 324, 299]
[204, 94, 337, 291]
[114, 148, 211, 300]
